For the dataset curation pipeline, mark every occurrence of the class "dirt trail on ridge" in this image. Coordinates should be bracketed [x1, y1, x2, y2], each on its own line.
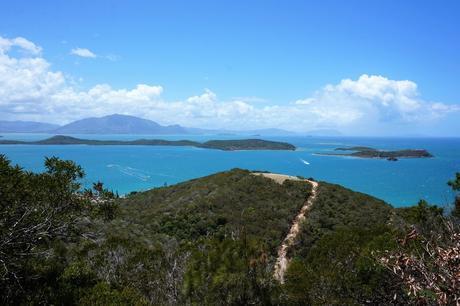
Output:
[252, 172, 319, 283]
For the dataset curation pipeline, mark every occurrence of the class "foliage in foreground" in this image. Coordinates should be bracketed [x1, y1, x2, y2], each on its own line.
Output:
[375, 174, 460, 305]
[0, 155, 120, 304]
[1, 155, 459, 305]
[379, 221, 460, 305]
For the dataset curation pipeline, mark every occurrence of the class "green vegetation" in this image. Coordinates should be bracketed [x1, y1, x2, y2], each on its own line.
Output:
[324, 146, 433, 159]
[284, 182, 459, 305]
[283, 182, 402, 304]
[448, 172, 460, 218]
[1, 155, 458, 305]
[200, 139, 296, 151]
[0, 135, 296, 151]
[0, 155, 118, 304]
[120, 169, 310, 247]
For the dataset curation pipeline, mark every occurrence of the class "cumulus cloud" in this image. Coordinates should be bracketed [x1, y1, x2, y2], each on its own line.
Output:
[70, 47, 97, 58]
[0, 37, 64, 116]
[0, 35, 458, 135]
[297, 75, 459, 131]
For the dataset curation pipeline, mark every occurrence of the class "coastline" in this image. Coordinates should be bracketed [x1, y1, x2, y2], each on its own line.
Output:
[313, 152, 434, 159]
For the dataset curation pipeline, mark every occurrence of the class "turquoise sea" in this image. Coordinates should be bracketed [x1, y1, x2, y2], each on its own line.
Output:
[1, 133, 459, 207]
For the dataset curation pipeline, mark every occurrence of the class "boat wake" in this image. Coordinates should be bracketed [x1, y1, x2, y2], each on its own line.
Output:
[300, 158, 310, 165]
[107, 164, 151, 181]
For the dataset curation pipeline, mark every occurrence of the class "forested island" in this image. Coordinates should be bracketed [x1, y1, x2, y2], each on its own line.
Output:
[319, 146, 433, 160]
[0, 135, 296, 151]
[1, 155, 459, 305]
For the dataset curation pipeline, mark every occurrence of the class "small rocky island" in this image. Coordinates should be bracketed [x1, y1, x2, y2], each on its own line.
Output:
[0, 135, 296, 151]
[319, 146, 433, 160]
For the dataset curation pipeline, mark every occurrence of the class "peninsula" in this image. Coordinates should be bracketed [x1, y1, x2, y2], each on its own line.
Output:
[0, 135, 296, 151]
[318, 146, 433, 160]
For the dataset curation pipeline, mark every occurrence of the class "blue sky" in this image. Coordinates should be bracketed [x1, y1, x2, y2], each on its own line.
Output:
[0, 0, 459, 135]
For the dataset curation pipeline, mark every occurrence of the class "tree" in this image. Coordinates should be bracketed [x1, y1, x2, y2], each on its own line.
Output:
[284, 226, 405, 305]
[448, 173, 460, 191]
[84, 181, 118, 221]
[78, 282, 148, 305]
[448, 172, 460, 218]
[0, 155, 88, 301]
[378, 221, 460, 305]
[183, 238, 275, 305]
[0, 155, 117, 303]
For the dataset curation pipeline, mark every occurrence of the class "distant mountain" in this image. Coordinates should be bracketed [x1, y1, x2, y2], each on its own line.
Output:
[54, 114, 299, 135]
[0, 120, 60, 133]
[305, 129, 343, 136]
[1, 114, 300, 135]
[53, 114, 188, 134]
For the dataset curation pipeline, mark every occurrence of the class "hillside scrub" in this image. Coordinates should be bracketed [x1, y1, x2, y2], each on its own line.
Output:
[1, 156, 459, 305]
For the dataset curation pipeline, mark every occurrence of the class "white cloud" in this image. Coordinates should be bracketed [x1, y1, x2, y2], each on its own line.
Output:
[0, 37, 64, 116]
[301, 74, 458, 127]
[0, 35, 459, 135]
[70, 47, 97, 58]
[0, 36, 42, 54]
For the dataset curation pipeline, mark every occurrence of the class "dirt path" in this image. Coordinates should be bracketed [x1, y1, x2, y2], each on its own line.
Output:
[252, 172, 319, 283]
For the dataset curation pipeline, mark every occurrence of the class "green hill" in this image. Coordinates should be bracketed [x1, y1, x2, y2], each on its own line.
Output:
[118, 169, 311, 251]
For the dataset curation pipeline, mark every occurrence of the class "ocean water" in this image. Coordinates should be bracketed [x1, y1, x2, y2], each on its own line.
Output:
[0, 133, 459, 207]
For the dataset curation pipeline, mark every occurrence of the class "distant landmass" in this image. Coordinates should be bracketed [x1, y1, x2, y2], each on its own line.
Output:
[0, 135, 296, 151]
[1, 114, 301, 136]
[1, 114, 347, 136]
[53, 114, 188, 134]
[0, 120, 59, 133]
[319, 146, 433, 160]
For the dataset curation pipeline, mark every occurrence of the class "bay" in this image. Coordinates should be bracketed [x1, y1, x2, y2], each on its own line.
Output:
[0, 133, 458, 207]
